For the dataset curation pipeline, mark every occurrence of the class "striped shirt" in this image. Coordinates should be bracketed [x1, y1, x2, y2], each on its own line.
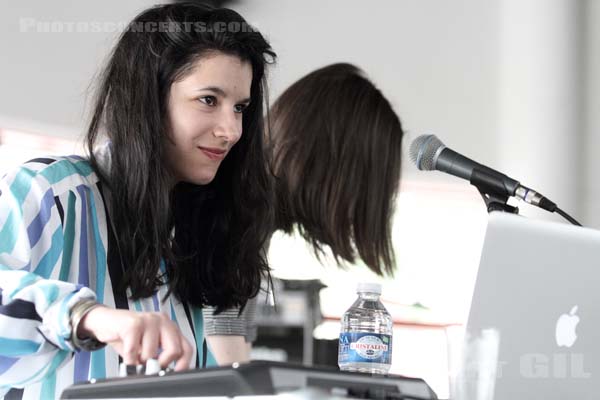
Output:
[0, 151, 217, 400]
[203, 295, 257, 343]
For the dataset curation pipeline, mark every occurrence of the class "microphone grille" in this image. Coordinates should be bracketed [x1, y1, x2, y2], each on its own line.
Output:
[409, 134, 445, 171]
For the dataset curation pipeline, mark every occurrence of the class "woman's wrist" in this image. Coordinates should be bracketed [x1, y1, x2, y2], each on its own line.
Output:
[70, 299, 106, 351]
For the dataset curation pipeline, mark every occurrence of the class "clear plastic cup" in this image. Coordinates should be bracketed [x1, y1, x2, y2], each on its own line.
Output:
[448, 327, 501, 400]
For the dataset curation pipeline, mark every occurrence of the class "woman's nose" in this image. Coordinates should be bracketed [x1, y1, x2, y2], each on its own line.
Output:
[214, 109, 242, 144]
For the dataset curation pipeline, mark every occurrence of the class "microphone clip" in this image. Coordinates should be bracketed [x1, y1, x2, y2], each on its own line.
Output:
[470, 168, 520, 215]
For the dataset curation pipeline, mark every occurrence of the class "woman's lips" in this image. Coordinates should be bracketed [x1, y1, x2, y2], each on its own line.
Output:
[198, 146, 227, 161]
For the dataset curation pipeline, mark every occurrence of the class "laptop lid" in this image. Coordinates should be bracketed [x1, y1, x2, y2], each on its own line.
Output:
[465, 212, 600, 399]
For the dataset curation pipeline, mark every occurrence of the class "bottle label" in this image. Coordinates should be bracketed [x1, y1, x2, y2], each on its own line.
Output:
[338, 332, 392, 365]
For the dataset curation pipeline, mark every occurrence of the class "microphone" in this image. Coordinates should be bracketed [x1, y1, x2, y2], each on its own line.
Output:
[409, 134, 557, 212]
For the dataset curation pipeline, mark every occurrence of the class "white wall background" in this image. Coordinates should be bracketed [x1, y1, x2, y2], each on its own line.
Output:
[237, 0, 502, 169]
[1, 1, 598, 396]
[583, 0, 600, 228]
[1, 0, 596, 226]
[497, 0, 581, 220]
[0, 0, 152, 138]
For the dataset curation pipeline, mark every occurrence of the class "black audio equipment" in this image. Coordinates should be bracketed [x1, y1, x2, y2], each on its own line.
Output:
[61, 360, 437, 399]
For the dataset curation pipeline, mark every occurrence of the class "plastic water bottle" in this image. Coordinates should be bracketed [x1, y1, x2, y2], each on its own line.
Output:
[338, 283, 393, 374]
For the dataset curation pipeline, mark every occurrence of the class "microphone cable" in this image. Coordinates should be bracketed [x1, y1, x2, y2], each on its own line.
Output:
[556, 207, 582, 226]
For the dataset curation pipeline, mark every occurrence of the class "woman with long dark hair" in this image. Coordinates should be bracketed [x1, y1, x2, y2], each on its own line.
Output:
[204, 63, 404, 362]
[0, 3, 274, 398]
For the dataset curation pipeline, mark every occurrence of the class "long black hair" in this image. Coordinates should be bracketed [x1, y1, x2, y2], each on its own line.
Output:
[86, 2, 275, 312]
[269, 63, 403, 276]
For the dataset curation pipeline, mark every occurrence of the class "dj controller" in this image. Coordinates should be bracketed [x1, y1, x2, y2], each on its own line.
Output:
[60, 360, 437, 399]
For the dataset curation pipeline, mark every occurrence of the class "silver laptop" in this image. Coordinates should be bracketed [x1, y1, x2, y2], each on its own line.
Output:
[465, 211, 600, 399]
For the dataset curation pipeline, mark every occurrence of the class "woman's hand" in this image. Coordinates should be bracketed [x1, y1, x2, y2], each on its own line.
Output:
[78, 306, 193, 371]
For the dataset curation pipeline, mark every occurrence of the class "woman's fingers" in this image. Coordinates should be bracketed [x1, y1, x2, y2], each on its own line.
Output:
[140, 315, 160, 362]
[155, 315, 193, 371]
[121, 317, 144, 366]
[157, 319, 184, 368]
[82, 307, 192, 370]
[174, 335, 193, 371]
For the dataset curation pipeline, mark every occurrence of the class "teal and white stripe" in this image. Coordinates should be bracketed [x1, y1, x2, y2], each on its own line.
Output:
[0, 154, 216, 400]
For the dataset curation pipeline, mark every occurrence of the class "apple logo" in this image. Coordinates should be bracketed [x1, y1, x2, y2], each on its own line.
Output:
[555, 305, 580, 348]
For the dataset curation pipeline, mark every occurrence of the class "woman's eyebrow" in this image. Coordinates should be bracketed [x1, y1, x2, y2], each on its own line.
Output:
[196, 86, 251, 103]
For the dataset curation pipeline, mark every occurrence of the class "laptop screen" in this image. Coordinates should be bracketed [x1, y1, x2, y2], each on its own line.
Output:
[464, 212, 600, 399]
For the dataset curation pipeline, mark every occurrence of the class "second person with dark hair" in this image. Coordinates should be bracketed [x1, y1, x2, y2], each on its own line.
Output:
[203, 63, 404, 361]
